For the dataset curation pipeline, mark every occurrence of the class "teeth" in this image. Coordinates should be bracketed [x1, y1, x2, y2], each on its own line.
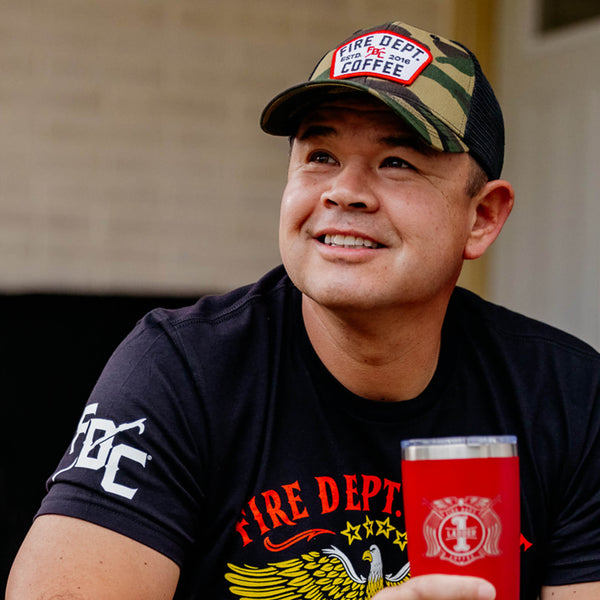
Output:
[323, 234, 379, 248]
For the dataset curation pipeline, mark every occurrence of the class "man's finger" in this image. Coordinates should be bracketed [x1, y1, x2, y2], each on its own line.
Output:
[373, 575, 496, 600]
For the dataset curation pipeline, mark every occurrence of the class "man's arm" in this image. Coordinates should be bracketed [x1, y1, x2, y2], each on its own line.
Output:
[541, 582, 600, 599]
[6, 514, 180, 600]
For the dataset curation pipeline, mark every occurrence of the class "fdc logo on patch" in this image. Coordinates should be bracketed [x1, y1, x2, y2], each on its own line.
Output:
[331, 30, 432, 85]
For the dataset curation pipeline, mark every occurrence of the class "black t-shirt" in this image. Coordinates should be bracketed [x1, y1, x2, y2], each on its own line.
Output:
[39, 265, 600, 599]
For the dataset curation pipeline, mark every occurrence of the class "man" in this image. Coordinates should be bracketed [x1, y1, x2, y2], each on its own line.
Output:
[7, 21, 600, 600]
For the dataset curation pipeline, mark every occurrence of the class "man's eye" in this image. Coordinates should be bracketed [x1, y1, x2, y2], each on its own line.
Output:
[309, 151, 336, 165]
[380, 156, 413, 169]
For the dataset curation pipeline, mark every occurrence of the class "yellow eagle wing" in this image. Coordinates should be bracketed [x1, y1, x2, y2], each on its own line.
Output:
[384, 560, 411, 587]
[225, 549, 369, 600]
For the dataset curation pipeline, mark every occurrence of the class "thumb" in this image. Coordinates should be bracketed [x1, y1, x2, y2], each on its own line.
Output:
[373, 575, 496, 600]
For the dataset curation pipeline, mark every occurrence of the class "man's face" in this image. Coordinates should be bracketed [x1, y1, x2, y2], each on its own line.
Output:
[279, 96, 479, 314]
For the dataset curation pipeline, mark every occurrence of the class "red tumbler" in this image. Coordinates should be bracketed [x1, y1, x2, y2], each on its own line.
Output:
[401, 436, 520, 600]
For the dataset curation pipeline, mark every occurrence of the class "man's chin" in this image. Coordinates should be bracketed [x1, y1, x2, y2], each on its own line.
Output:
[300, 285, 396, 315]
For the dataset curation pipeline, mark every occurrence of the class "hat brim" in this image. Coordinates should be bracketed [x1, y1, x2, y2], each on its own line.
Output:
[260, 79, 469, 154]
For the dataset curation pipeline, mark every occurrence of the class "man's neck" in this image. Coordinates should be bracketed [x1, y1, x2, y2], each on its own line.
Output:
[301, 295, 449, 402]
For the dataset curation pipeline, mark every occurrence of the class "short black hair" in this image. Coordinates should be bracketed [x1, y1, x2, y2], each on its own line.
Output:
[466, 157, 489, 197]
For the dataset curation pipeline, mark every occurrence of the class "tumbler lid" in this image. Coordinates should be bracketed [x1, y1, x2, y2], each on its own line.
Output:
[401, 435, 518, 460]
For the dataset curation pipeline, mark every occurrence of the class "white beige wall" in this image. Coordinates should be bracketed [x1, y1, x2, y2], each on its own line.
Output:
[488, 0, 600, 348]
[0, 0, 455, 294]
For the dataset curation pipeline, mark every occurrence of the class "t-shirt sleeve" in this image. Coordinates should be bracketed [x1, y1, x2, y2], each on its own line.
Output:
[544, 379, 600, 584]
[37, 311, 207, 566]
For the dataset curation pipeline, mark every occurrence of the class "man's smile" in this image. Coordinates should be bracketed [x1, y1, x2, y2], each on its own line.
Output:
[317, 233, 384, 249]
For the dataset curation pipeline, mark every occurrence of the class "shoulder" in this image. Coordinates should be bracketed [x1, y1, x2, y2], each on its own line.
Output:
[141, 265, 295, 337]
[447, 287, 600, 401]
[113, 266, 296, 356]
[92, 266, 297, 396]
[113, 266, 298, 396]
[446, 289, 600, 463]
[449, 286, 599, 363]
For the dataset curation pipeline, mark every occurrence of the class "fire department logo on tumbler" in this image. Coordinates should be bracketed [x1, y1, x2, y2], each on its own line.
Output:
[422, 496, 502, 566]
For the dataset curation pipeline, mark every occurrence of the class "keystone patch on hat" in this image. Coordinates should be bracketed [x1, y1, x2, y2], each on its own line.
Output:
[261, 21, 505, 180]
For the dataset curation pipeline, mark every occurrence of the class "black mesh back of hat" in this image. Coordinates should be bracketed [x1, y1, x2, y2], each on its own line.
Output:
[462, 47, 505, 180]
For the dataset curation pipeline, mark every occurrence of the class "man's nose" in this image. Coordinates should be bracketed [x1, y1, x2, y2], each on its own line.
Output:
[321, 166, 379, 211]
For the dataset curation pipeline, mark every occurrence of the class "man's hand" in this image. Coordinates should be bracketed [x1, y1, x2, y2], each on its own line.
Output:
[373, 575, 496, 600]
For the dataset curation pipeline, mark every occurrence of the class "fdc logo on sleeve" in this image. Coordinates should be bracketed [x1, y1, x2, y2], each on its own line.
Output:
[52, 403, 149, 500]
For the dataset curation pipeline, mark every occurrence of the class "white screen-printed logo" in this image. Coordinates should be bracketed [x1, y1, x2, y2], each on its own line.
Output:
[422, 496, 502, 566]
[331, 30, 432, 85]
[52, 403, 149, 500]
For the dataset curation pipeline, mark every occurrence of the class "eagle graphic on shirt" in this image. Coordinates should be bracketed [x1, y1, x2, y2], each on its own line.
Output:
[226, 544, 410, 599]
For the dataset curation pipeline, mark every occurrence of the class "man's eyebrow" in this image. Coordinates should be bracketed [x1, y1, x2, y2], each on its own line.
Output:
[379, 134, 437, 156]
[296, 124, 337, 141]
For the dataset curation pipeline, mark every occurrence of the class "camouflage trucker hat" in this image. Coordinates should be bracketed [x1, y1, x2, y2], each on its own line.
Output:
[261, 21, 505, 180]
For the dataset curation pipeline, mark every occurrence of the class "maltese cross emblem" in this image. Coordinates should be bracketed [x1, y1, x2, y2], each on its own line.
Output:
[422, 496, 502, 566]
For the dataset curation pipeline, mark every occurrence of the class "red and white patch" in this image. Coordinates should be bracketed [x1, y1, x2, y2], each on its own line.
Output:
[330, 30, 432, 86]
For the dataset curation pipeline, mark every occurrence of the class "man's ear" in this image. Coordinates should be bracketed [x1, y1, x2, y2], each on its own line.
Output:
[464, 179, 514, 260]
